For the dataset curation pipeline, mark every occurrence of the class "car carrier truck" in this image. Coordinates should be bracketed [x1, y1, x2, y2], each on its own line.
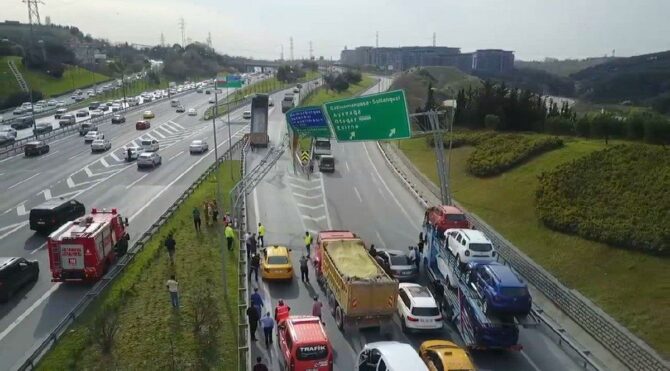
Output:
[423, 221, 525, 350]
[48, 208, 130, 282]
[250, 94, 269, 148]
[313, 230, 398, 332]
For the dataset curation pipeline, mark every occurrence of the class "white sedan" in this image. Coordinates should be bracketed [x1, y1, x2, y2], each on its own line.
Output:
[242, 111, 252, 119]
[187, 108, 197, 116]
[84, 131, 104, 143]
[91, 138, 112, 152]
[189, 140, 209, 154]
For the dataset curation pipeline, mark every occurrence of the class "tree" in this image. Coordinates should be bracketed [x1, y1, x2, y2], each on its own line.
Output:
[331, 75, 349, 92]
[424, 82, 438, 112]
[90, 306, 120, 355]
[484, 114, 501, 130]
[343, 70, 362, 84]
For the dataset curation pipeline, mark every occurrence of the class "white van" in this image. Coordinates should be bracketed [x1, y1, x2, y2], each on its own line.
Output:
[170, 99, 179, 107]
[140, 139, 160, 152]
[357, 341, 428, 371]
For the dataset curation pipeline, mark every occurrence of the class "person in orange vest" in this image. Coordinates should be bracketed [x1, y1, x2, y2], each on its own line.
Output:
[274, 299, 291, 322]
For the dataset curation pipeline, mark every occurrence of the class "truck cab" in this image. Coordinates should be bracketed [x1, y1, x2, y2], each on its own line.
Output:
[313, 137, 331, 158]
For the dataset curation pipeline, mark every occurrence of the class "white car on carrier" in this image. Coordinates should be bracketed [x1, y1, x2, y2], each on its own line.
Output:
[445, 228, 496, 266]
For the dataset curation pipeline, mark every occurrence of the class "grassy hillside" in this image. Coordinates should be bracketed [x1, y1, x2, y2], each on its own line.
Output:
[398, 136, 669, 356]
[515, 57, 614, 77]
[0, 56, 109, 100]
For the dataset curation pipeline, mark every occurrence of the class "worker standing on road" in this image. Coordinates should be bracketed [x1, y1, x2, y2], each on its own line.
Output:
[203, 202, 210, 226]
[409, 245, 418, 268]
[275, 299, 291, 322]
[257, 222, 266, 247]
[249, 233, 258, 258]
[225, 223, 235, 251]
[246, 305, 260, 341]
[244, 231, 251, 258]
[312, 296, 323, 322]
[260, 312, 275, 347]
[369, 244, 377, 257]
[251, 287, 264, 315]
[299, 255, 309, 282]
[304, 231, 313, 257]
[165, 233, 176, 265]
[192, 207, 201, 233]
[166, 275, 179, 309]
[250, 253, 261, 282]
[212, 200, 219, 223]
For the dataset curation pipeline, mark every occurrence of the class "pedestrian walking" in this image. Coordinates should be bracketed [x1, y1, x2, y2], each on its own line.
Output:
[212, 200, 219, 223]
[253, 357, 269, 371]
[274, 299, 291, 322]
[409, 245, 418, 269]
[311, 296, 323, 321]
[257, 222, 266, 247]
[299, 255, 309, 282]
[192, 207, 201, 232]
[250, 287, 264, 315]
[224, 212, 232, 226]
[166, 275, 179, 309]
[207, 202, 214, 227]
[246, 305, 260, 341]
[250, 253, 261, 282]
[260, 312, 275, 347]
[304, 231, 313, 257]
[417, 232, 425, 256]
[369, 244, 377, 257]
[164, 233, 176, 264]
[203, 202, 210, 226]
[225, 223, 235, 251]
[249, 233, 258, 257]
[244, 231, 251, 259]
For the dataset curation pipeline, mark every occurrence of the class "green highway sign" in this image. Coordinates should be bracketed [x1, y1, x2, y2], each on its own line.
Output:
[323, 90, 411, 142]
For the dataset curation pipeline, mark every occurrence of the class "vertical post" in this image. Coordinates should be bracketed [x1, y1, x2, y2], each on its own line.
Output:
[227, 85, 233, 179]
[429, 111, 450, 205]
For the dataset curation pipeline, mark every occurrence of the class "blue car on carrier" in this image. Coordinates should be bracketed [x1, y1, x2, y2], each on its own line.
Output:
[467, 262, 532, 316]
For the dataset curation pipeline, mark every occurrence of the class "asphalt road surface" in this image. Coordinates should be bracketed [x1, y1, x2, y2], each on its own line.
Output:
[0, 84, 262, 370]
[246, 79, 586, 371]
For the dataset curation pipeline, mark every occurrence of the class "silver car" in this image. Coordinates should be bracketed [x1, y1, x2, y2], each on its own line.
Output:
[137, 152, 162, 168]
[189, 140, 209, 154]
[91, 138, 112, 152]
[377, 250, 419, 282]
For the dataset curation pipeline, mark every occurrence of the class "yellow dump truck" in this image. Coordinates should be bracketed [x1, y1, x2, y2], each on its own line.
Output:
[314, 230, 398, 332]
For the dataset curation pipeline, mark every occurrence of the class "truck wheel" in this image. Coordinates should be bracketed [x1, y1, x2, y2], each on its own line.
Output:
[335, 306, 345, 332]
[328, 292, 336, 316]
[401, 317, 408, 333]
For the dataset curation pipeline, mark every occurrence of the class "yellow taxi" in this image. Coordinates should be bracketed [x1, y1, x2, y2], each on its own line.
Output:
[261, 245, 293, 281]
[419, 340, 475, 371]
[143, 110, 155, 119]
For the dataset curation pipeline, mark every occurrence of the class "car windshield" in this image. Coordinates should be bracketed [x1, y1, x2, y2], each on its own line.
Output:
[390, 255, 411, 266]
[141, 140, 152, 146]
[192, 141, 202, 145]
[411, 306, 440, 316]
[469, 243, 493, 252]
[501, 287, 529, 297]
[446, 213, 466, 221]
[315, 141, 330, 150]
[267, 256, 289, 265]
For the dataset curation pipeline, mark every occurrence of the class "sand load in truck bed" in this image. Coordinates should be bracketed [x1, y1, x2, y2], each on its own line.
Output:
[325, 240, 385, 279]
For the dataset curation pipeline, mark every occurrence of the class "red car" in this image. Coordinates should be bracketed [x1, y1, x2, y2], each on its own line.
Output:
[277, 316, 333, 371]
[425, 205, 470, 234]
[135, 120, 151, 130]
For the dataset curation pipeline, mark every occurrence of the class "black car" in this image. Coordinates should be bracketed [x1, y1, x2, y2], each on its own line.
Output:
[10, 116, 34, 130]
[0, 135, 15, 147]
[0, 257, 39, 302]
[88, 102, 101, 110]
[319, 155, 335, 173]
[99, 105, 109, 112]
[111, 114, 126, 124]
[33, 123, 53, 136]
[24, 140, 50, 156]
[29, 198, 86, 233]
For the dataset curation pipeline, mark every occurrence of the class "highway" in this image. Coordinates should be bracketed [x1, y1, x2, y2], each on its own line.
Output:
[246, 79, 585, 371]
[0, 83, 264, 370]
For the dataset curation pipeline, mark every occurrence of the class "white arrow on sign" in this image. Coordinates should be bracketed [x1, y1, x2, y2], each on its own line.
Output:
[389, 128, 396, 137]
[349, 131, 356, 140]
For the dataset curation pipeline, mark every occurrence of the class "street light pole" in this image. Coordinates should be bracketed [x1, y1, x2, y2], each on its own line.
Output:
[227, 85, 233, 180]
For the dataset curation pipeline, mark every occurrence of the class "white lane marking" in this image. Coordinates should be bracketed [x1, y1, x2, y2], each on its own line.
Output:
[0, 283, 62, 342]
[145, 133, 158, 141]
[29, 242, 46, 255]
[0, 221, 28, 236]
[110, 151, 122, 162]
[292, 193, 320, 200]
[362, 143, 413, 224]
[302, 215, 326, 222]
[8, 173, 40, 189]
[68, 150, 87, 160]
[153, 129, 167, 138]
[375, 230, 387, 249]
[169, 151, 184, 161]
[290, 184, 321, 192]
[353, 186, 362, 202]
[520, 350, 542, 371]
[66, 177, 75, 188]
[345, 160, 350, 173]
[159, 125, 176, 135]
[296, 203, 324, 210]
[84, 166, 93, 177]
[40, 150, 60, 160]
[38, 189, 52, 200]
[129, 126, 248, 222]
[100, 158, 109, 168]
[168, 121, 185, 129]
[125, 173, 149, 189]
[318, 174, 333, 230]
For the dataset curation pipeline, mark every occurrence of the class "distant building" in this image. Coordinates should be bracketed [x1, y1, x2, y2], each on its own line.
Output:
[340, 46, 514, 74]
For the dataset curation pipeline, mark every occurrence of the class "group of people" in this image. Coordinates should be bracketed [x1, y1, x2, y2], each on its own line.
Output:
[368, 231, 427, 272]
[191, 199, 233, 233]
[247, 287, 324, 348]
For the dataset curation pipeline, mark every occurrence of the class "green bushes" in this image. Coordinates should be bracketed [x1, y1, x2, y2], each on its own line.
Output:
[466, 134, 564, 176]
[536, 145, 670, 255]
[424, 130, 496, 148]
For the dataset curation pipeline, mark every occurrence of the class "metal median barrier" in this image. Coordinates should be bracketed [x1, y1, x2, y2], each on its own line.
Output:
[17, 136, 246, 371]
[376, 141, 669, 371]
[0, 86, 198, 160]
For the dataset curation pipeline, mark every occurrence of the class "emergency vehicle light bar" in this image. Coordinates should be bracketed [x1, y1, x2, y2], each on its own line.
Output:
[90, 208, 118, 214]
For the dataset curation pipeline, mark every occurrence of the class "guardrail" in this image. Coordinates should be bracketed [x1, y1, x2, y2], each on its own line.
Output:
[0, 86, 199, 160]
[235, 139, 251, 371]
[376, 141, 669, 371]
[17, 136, 246, 371]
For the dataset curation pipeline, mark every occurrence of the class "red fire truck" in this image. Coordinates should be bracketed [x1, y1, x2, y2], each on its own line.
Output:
[48, 208, 130, 282]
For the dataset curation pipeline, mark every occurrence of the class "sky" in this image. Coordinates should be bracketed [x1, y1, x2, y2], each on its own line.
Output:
[3, 0, 670, 61]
